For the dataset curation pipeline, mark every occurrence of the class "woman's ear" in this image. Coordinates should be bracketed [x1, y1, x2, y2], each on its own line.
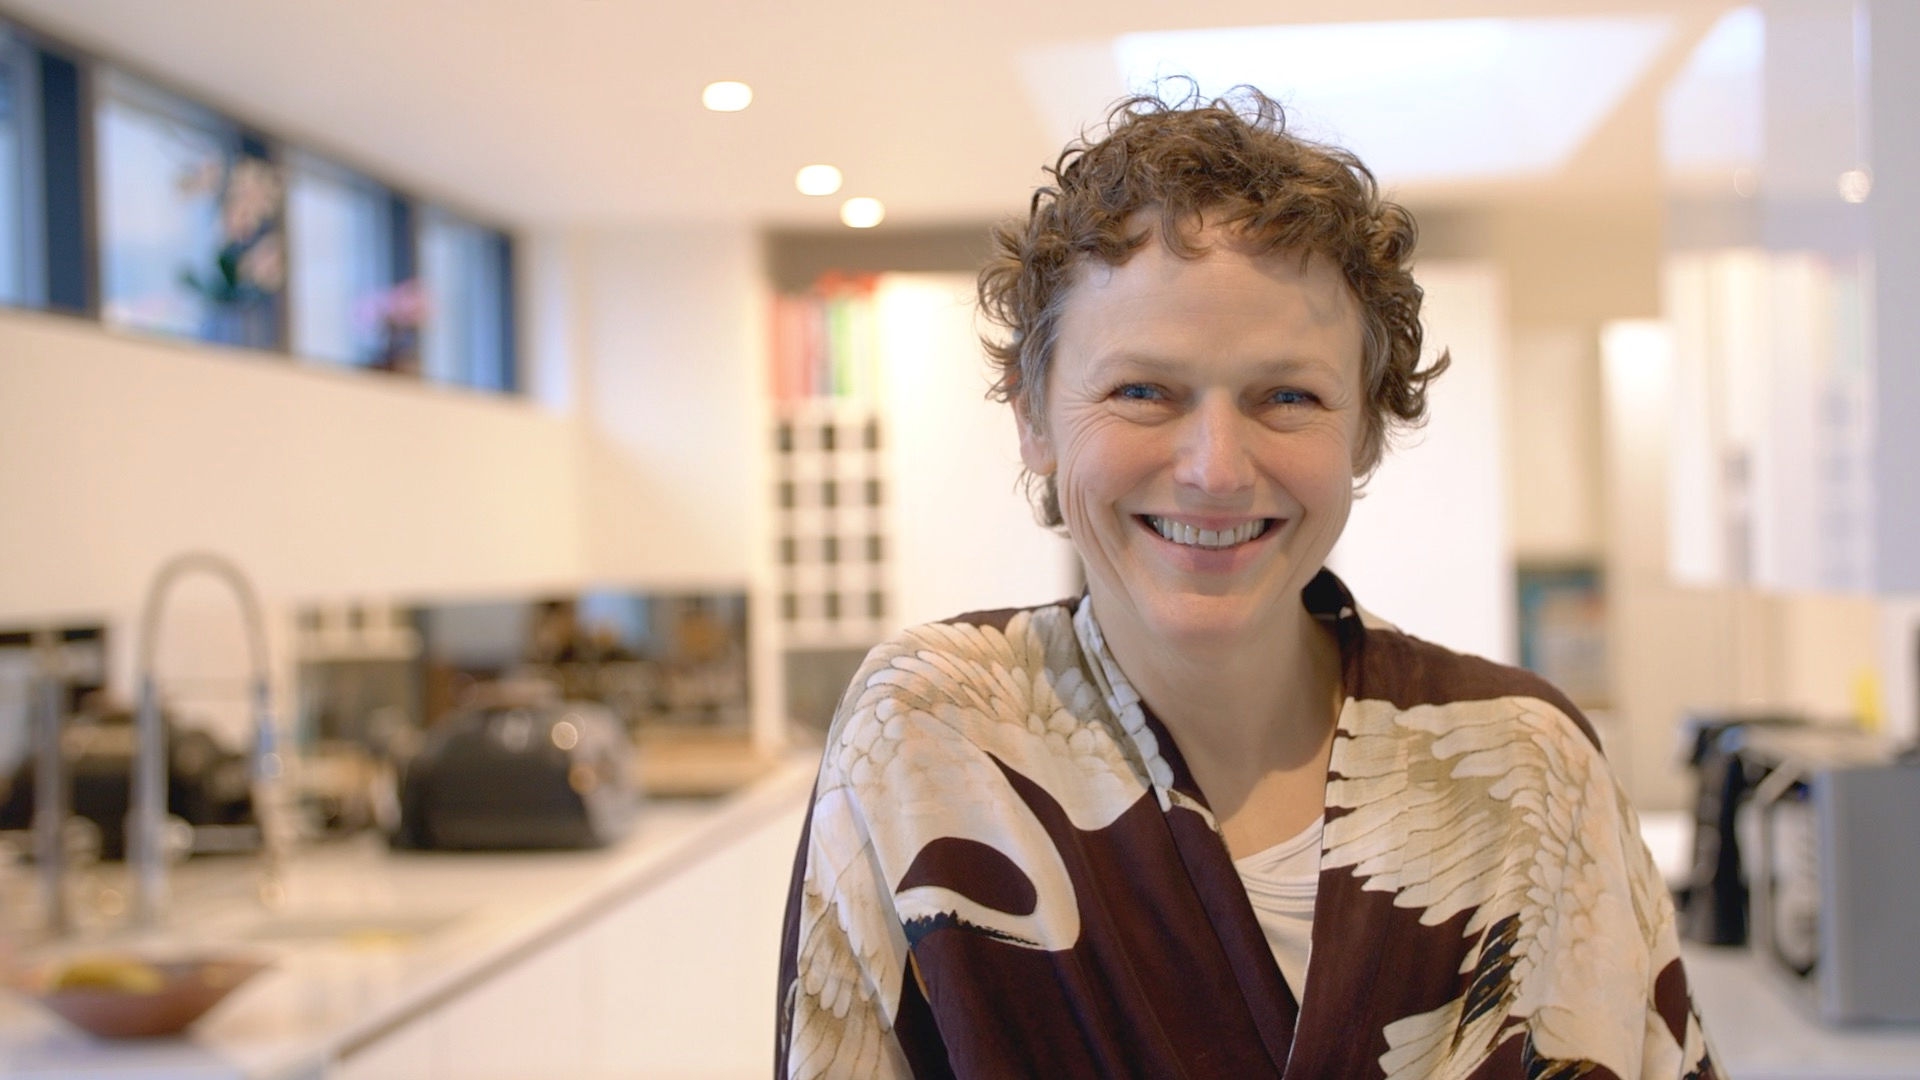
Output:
[1016, 405, 1055, 476]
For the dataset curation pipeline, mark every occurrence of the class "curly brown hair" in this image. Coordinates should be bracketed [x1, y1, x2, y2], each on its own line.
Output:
[977, 85, 1449, 527]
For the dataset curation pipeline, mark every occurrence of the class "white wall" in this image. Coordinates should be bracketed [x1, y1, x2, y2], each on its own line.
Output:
[875, 274, 1076, 627]
[0, 312, 587, 617]
[1505, 325, 1604, 563]
[1331, 260, 1515, 664]
[574, 227, 768, 590]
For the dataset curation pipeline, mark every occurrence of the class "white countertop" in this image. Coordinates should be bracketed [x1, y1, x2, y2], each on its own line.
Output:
[1683, 943, 1920, 1080]
[0, 757, 818, 1079]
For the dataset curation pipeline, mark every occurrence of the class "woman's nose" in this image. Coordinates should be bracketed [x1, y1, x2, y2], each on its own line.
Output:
[1172, 398, 1256, 495]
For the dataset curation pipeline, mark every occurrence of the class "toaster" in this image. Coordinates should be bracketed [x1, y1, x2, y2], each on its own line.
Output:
[391, 699, 638, 851]
[1744, 726, 1920, 1025]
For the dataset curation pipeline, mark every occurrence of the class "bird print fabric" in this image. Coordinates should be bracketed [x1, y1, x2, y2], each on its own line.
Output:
[775, 570, 1719, 1079]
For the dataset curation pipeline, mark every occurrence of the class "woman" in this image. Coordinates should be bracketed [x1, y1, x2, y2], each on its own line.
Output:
[776, 89, 1718, 1080]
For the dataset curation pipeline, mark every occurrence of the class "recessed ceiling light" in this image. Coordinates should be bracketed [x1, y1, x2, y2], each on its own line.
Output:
[1837, 167, 1872, 203]
[702, 81, 753, 112]
[796, 165, 844, 196]
[840, 197, 885, 229]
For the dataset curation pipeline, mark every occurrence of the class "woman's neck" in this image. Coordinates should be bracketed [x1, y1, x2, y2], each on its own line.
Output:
[1098, 596, 1341, 760]
[1096, 593, 1343, 815]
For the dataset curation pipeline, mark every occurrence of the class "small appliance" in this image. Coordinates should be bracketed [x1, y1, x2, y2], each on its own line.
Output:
[391, 698, 638, 851]
[1743, 726, 1920, 1025]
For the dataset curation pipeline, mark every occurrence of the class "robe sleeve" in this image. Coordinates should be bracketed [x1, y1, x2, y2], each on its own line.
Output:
[1620, 793, 1722, 1080]
[774, 756, 918, 1080]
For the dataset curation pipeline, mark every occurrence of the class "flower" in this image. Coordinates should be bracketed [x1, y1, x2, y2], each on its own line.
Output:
[178, 152, 284, 307]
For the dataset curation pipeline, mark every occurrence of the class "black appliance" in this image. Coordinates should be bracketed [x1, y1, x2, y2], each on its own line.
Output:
[0, 714, 254, 860]
[1676, 713, 1806, 945]
[391, 699, 638, 851]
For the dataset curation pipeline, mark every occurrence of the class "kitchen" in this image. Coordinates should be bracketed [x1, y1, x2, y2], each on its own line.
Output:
[2, 1, 1919, 1077]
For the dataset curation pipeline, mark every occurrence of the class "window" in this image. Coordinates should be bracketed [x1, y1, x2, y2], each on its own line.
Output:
[96, 70, 283, 349]
[0, 26, 46, 308]
[2, 10, 524, 396]
[418, 208, 515, 391]
[285, 151, 404, 369]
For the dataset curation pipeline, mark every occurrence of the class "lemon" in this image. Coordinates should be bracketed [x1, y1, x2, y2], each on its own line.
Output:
[50, 956, 165, 994]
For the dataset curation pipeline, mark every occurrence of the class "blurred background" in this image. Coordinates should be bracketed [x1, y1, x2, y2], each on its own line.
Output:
[0, 1, 1917, 1076]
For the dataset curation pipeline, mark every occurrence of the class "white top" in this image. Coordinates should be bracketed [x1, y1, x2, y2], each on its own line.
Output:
[1233, 815, 1323, 999]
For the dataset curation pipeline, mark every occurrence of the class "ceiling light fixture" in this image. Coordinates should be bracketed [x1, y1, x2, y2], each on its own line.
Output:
[796, 165, 844, 196]
[1025, 15, 1675, 186]
[840, 197, 885, 229]
[702, 81, 753, 112]
[1837, 168, 1872, 203]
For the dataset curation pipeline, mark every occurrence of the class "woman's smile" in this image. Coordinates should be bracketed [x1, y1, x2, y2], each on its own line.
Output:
[1140, 515, 1274, 550]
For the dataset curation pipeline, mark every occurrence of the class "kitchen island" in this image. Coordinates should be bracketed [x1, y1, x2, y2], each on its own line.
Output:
[0, 755, 816, 1080]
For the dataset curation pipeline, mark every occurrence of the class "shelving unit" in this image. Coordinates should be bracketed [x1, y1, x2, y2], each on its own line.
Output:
[768, 279, 893, 731]
[771, 400, 889, 648]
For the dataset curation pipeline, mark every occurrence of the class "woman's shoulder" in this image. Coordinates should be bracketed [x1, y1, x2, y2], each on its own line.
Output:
[822, 599, 1088, 734]
[878, 598, 1082, 659]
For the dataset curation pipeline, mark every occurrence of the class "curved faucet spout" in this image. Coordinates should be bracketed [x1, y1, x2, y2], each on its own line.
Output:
[137, 551, 272, 679]
[130, 551, 277, 929]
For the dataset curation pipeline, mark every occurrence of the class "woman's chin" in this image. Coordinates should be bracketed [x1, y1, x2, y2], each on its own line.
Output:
[1107, 591, 1290, 654]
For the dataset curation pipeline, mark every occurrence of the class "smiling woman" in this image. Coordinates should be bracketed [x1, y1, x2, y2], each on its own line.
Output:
[775, 87, 1722, 1080]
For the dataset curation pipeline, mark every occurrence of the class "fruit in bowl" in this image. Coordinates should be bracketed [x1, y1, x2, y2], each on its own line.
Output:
[26, 952, 270, 1038]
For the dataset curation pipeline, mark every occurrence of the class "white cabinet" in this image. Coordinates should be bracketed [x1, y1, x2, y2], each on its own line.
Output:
[1662, 248, 1875, 593]
[1658, 0, 1920, 595]
[433, 936, 594, 1078]
[583, 803, 803, 1077]
[326, 798, 808, 1080]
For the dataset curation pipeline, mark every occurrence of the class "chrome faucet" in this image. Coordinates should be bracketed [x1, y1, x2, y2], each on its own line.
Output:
[130, 551, 282, 929]
[31, 632, 69, 936]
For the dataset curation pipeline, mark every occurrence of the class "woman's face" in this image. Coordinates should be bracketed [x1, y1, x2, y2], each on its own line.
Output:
[1019, 228, 1367, 657]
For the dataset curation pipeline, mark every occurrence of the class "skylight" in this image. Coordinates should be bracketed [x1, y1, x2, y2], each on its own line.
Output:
[1023, 16, 1674, 187]
[1660, 7, 1764, 179]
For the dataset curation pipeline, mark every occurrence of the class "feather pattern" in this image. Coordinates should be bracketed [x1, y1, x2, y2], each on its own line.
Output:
[1326, 696, 1678, 1079]
[785, 607, 1149, 1078]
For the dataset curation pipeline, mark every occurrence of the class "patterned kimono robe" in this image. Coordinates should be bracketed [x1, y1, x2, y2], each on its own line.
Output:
[775, 571, 1719, 1079]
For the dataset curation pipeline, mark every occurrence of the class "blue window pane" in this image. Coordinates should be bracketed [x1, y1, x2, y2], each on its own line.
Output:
[419, 209, 513, 391]
[97, 71, 283, 349]
[286, 152, 396, 367]
[0, 27, 46, 308]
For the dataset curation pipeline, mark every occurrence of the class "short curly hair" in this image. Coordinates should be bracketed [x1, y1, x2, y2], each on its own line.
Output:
[977, 85, 1449, 527]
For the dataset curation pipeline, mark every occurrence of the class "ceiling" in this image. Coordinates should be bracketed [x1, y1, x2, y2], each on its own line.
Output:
[0, 0, 1737, 230]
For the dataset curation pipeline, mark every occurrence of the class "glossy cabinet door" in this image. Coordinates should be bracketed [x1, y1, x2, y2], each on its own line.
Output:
[328, 798, 807, 1080]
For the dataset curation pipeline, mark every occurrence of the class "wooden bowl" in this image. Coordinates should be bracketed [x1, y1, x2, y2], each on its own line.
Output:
[29, 954, 270, 1039]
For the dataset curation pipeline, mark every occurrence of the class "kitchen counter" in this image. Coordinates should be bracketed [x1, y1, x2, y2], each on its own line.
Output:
[0, 755, 817, 1079]
[1683, 942, 1920, 1079]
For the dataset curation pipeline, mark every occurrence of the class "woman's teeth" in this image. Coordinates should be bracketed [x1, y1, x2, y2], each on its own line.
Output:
[1145, 516, 1270, 549]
